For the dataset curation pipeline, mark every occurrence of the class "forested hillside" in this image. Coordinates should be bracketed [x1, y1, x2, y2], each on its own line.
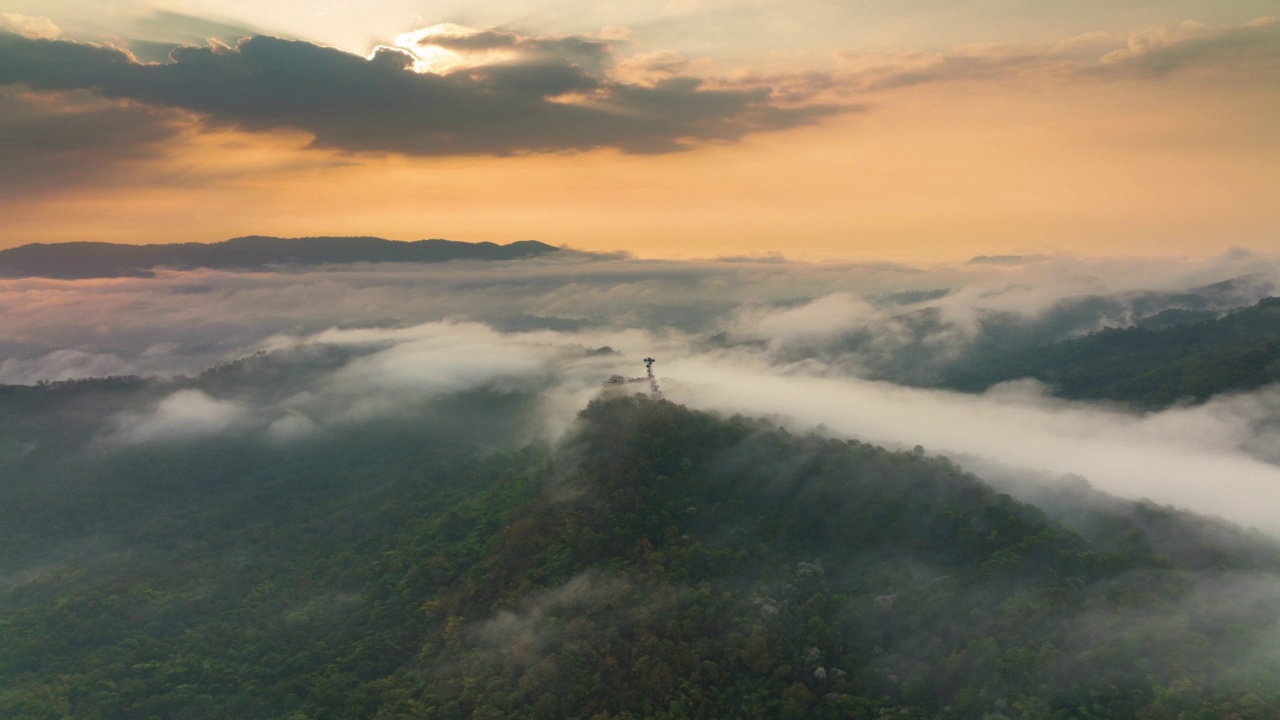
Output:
[943, 297, 1280, 408]
[3, 393, 1278, 719]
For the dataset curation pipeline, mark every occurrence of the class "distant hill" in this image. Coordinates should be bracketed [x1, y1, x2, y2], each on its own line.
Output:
[943, 296, 1280, 407]
[0, 236, 561, 278]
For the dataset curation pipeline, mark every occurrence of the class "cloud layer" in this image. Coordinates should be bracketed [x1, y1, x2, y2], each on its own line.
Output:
[0, 28, 844, 156]
[5, 251, 1280, 535]
[105, 388, 246, 445]
[835, 17, 1280, 91]
[671, 361, 1280, 534]
[2, 250, 1277, 384]
[4, 15, 1271, 170]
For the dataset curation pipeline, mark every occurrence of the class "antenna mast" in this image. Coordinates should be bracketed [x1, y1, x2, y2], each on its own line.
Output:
[643, 357, 662, 399]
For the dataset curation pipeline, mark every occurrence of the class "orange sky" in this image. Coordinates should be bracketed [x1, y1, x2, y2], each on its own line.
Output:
[1, 5, 1278, 261]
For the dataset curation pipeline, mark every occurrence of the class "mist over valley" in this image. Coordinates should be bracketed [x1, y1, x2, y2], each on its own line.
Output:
[3, 238, 1280, 718]
[5, 0, 1279, 713]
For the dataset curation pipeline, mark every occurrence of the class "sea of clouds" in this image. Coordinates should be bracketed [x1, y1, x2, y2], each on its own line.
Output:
[4, 248, 1280, 532]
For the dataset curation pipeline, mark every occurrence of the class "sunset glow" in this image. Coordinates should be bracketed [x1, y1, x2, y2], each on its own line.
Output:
[0, 2, 1276, 259]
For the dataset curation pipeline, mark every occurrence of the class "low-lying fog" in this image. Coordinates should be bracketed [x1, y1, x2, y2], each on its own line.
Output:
[4, 248, 1280, 534]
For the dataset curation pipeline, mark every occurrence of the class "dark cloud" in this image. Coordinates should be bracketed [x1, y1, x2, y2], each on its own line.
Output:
[0, 30, 846, 156]
[0, 87, 186, 198]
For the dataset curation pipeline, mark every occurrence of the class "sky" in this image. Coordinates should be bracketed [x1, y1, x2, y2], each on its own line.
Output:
[1, 0, 1278, 259]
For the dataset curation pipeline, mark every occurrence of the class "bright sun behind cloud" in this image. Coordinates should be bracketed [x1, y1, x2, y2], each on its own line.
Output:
[386, 23, 518, 74]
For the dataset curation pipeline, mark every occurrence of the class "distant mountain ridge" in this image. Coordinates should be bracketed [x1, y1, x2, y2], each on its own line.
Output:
[942, 296, 1280, 407]
[0, 236, 562, 278]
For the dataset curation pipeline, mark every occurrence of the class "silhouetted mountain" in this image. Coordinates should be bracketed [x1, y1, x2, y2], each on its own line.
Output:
[0, 236, 561, 278]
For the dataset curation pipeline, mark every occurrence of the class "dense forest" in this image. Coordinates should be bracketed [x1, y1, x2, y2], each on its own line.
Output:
[3, 390, 1278, 719]
[940, 297, 1280, 408]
